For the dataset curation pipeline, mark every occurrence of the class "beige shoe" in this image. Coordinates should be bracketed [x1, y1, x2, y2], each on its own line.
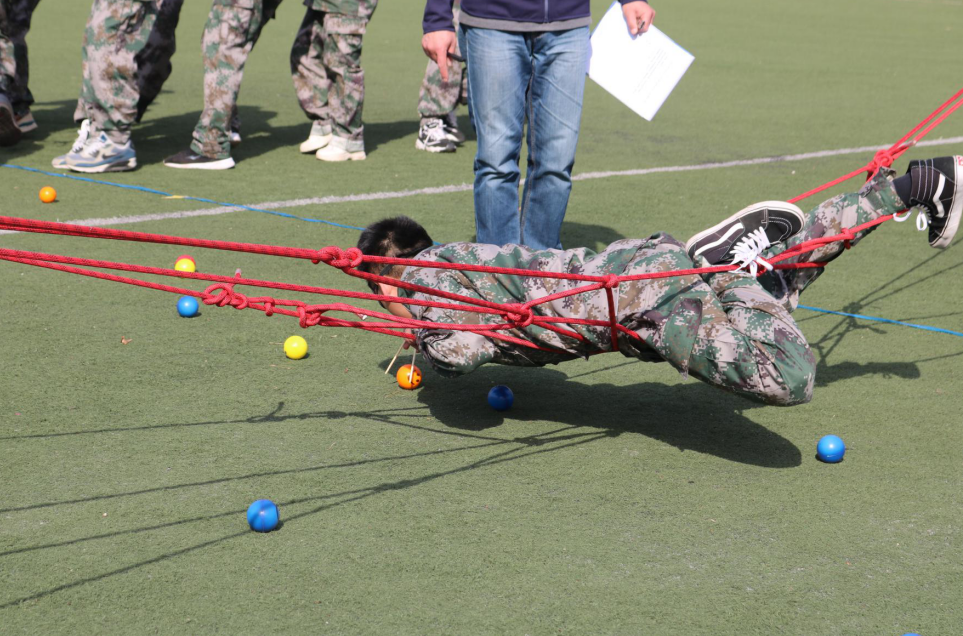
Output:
[299, 120, 332, 153]
[315, 137, 366, 162]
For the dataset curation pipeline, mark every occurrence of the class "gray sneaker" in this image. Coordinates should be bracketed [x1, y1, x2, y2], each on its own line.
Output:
[56, 131, 137, 173]
[52, 120, 91, 169]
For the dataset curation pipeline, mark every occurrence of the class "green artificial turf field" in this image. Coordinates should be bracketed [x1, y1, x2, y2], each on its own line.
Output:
[2, 0, 962, 633]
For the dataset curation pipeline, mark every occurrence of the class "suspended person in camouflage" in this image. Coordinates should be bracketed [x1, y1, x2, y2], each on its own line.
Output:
[164, 0, 283, 170]
[355, 158, 962, 406]
[291, 0, 377, 162]
[414, 1, 465, 154]
[53, 0, 183, 173]
[0, 0, 41, 146]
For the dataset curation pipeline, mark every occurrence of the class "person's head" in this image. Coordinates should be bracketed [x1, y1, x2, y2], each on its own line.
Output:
[356, 216, 433, 316]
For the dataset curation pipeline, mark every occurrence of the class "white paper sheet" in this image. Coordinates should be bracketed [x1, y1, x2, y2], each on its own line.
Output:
[588, 2, 694, 121]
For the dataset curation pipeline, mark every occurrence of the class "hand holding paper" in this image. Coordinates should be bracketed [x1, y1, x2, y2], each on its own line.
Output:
[588, 2, 694, 121]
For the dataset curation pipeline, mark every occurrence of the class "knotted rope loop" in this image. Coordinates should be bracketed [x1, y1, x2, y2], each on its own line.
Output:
[866, 148, 898, 178]
[297, 305, 324, 328]
[602, 274, 620, 289]
[504, 304, 535, 328]
[202, 283, 249, 309]
[314, 246, 364, 269]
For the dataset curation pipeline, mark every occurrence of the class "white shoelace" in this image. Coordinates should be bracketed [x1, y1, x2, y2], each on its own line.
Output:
[79, 133, 106, 159]
[731, 227, 774, 277]
[893, 208, 930, 232]
[70, 119, 90, 154]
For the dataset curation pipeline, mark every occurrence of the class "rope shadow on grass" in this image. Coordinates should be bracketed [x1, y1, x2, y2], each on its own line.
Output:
[0, 430, 611, 610]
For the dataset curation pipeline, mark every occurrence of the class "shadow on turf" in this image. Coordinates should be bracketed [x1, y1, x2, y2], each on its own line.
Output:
[1, 100, 418, 166]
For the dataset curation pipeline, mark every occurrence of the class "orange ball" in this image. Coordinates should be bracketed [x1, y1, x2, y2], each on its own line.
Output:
[39, 186, 57, 203]
[396, 364, 422, 390]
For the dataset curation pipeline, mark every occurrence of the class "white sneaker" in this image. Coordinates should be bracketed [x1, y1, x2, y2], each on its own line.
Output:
[57, 131, 137, 173]
[315, 137, 365, 162]
[52, 119, 91, 169]
[299, 121, 332, 153]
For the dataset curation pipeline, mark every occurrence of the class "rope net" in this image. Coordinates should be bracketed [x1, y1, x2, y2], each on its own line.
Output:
[2, 87, 962, 353]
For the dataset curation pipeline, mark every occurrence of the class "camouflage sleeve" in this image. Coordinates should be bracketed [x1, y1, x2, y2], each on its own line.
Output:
[414, 329, 499, 377]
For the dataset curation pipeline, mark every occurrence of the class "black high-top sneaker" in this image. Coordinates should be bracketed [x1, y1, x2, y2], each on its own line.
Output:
[904, 156, 963, 248]
[685, 201, 806, 265]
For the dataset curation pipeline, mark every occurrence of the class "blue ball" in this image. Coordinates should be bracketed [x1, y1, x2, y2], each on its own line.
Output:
[816, 434, 846, 463]
[488, 385, 514, 411]
[247, 499, 280, 532]
[176, 296, 199, 317]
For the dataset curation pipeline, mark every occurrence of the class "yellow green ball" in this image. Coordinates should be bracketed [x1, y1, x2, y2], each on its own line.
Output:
[284, 335, 308, 360]
[174, 258, 196, 273]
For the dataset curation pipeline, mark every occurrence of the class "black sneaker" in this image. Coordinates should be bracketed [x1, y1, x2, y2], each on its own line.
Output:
[905, 156, 963, 248]
[442, 111, 465, 145]
[164, 149, 235, 170]
[685, 201, 806, 265]
[0, 94, 23, 147]
[415, 118, 456, 153]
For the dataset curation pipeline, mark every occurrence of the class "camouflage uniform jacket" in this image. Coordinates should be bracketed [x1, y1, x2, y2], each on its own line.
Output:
[401, 234, 715, 378]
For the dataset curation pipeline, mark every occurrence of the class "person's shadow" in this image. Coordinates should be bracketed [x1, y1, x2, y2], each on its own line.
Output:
[379, 359, 803, 469]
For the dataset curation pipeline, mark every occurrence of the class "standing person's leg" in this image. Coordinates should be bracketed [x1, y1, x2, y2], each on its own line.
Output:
[462, 26, 531, 246]
[57, 0, 158, 172]
[134, 0, 183, 123]
[0, 0, 41, 146]
[313, 11, 373, 162]
[416, 3, 463, 153]
[291, 6, 333, 153]
[166, 0, 279, 169]
[520, 27, 589, 250]
[81, 0, 157, 145]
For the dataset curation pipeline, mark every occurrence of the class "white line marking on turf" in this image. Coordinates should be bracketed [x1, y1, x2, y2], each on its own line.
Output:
[3, 136, 962, 235]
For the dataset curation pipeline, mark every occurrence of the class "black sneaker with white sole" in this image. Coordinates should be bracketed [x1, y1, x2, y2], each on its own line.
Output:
[416, 118, 456, 153]
[164, 149, 236, 170]
[685, 200, 806, 265]
[904, 156, 963, 249]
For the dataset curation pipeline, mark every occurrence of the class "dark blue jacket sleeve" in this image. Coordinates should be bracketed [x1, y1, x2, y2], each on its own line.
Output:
[423, 0, 455, 33]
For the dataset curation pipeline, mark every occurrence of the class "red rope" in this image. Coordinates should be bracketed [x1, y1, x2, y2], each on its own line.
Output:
[1, 86, 960, 349]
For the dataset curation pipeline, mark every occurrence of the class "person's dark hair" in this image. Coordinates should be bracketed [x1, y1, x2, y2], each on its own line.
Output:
[356, 216, 433, 292]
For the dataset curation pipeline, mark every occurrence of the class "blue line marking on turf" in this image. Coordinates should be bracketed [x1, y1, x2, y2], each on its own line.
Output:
[5, 164, 960, 337]
[798, 305, 963, 337]
[1, 163, 368, 232]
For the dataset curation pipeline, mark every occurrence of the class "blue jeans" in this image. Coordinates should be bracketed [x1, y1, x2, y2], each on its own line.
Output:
[460, 25, 589, 250]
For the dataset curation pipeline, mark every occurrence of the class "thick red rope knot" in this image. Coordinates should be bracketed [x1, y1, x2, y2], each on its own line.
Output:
[602, 274, 620, 289]
[504, 304, 535, 329]
[297, 305, 324, 328]
[314, 246, 363, 269]
[865, 148, 898, 178]
[203, 283, 249, 309]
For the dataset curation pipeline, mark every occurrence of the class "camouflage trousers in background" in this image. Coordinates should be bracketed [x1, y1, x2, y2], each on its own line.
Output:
[290, 1, 377, 153]
[417, 4, 466, 119]
[190, 0, 282, 160]
[404, 170, 905, 406]
[0, 0, 41, 114]
[78, 0, 183, 144]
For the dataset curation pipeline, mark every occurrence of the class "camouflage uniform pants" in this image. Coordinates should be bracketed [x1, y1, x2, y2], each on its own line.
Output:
[406, 171, 905, 407]
[416, 3, 466, 119]
[78, 0, 183, 144]
[190, 0, 282, 159]
[290, 2, 377, 153]
[685, 168, 905, 405]
[0, 0, 41, 115]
